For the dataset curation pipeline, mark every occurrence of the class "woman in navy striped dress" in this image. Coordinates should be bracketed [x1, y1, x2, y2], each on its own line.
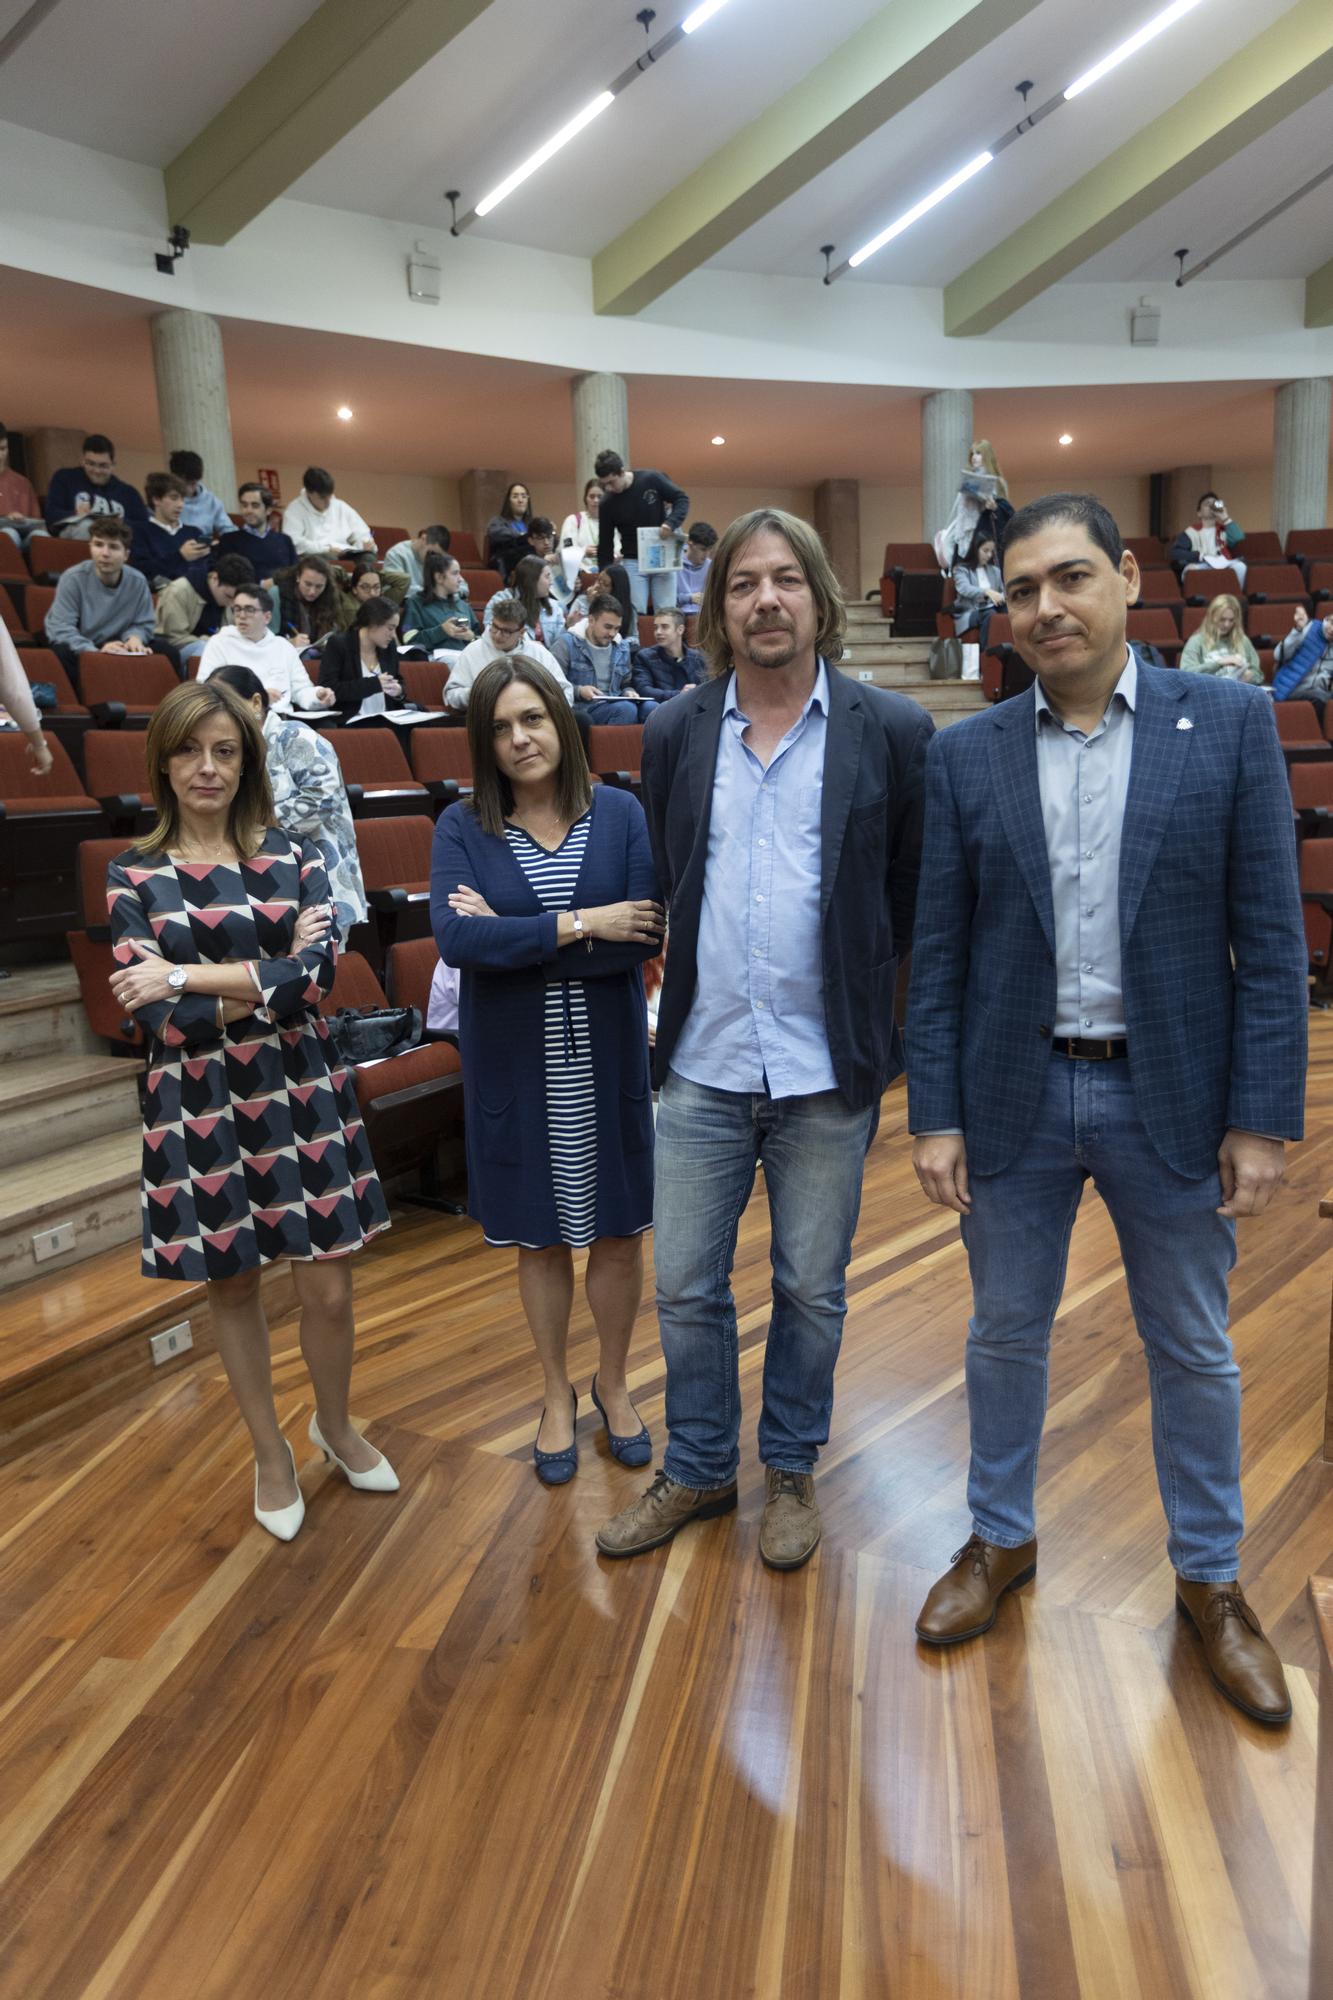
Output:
[430, 657, 664, 1484]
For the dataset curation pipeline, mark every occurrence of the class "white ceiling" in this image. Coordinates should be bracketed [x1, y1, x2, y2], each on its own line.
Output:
[0, 0, 325, 165]
[0, 0, 1327, 303]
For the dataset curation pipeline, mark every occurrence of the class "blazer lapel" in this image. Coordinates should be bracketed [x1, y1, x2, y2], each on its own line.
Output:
[685, 679, 726, 830]
[1119, 666, 1192, 944]
[820, 668, 863, 920]
[988, 689, 1056, 956]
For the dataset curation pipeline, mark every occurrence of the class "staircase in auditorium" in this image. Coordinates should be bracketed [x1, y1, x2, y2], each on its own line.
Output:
[839, 602, 984, 724]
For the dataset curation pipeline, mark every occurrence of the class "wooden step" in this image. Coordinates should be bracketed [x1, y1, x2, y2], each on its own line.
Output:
[0, 960, 98, 1064]
[0, 1051, 143, 1164]
[0, 1128, 142, 1292]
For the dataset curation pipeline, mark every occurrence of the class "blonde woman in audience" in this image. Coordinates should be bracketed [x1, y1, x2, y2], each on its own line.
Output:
[935, 440, 1013, 571]
[106, 677, 393, 1541]
[1180, 596, 1262, 683]
[559, 479, 604, 589]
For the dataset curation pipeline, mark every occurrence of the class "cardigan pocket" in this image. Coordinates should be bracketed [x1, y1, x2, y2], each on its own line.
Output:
[474, 1083, 523, 1164]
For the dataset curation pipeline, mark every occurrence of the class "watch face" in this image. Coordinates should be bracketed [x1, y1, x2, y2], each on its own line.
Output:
[168, 966, 188, 990]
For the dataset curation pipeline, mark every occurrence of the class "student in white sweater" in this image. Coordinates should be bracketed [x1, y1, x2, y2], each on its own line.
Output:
[197, 586, 335, 712]
[443, 599, 573, 712]
[281, 467, 374, 559]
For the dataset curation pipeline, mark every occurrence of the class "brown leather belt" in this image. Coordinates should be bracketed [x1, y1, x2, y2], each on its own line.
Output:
[1052, 1037, 1128, 1061]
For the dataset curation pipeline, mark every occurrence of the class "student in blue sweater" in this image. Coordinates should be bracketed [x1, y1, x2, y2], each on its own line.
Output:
[44, 434, 146, 539]
[215, 482, 297, 586]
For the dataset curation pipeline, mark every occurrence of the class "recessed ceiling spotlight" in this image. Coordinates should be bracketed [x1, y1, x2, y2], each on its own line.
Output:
[711, 434, 726, 445]
[1058, 432, 1073, 446]
[336, 405, 354, 421]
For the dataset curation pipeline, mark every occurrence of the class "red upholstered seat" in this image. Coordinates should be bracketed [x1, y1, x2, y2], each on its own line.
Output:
[11, 648, 86, 713]
[69, 837, 148, 1048]
[0, 733, 94, 812]
[397, 659, 450, 707]
[84, 729, 151, 803]
[23, 583, 56, 634]
[324, 728, 428, 818]
[410, 731, 472, 785]
[0, 538, 28, 579]
[1287, 529, 1333, 567]
[1274, 702, 1326, 755]
[316, 949, 463, 1155]
[1246, 563, 1308, 602]
[586, 724, 644, 782]
[450, 530, 481, 565]
[370, 525, 409, 561]
[80, 653, 180, 716]
[386, 934, 442, 1013]
[27, 535, 86, 582]
[460, 567, 501, 609]
[355, 814, 433, 895]
[0, 590, 30, 642]
[1126, 609, 1181, 662]
[1240, 531, 1283, 563]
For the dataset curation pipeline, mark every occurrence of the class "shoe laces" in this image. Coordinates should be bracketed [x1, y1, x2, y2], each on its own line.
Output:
[770, 1469, 808, 1502]
[641, 1469, 674, 1511]
[951, 1535, 989, 1575]
[1203, 1587, 1261, 1636]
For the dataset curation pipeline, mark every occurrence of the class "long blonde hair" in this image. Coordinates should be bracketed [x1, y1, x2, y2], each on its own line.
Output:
[696, 508, 845, 678]
[136, 679, 274, 856]
[1199, 595, 1244, 649]
[970, 439, 1008, 497]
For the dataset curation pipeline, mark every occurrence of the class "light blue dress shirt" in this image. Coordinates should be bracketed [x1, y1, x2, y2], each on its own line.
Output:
[671, 660, 837, 1098]
[1034, 650, 1136, 1037]
[180, 483, 234, 539]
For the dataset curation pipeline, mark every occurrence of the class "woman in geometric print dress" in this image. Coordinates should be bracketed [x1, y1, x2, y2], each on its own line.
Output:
[107, 677, 396, 1542]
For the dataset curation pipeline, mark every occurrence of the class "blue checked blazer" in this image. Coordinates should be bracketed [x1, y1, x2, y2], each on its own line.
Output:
[905, 664, 1308, 1178]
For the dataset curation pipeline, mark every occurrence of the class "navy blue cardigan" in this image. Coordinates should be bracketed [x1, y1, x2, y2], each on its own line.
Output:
[430, 784, 661, 1247]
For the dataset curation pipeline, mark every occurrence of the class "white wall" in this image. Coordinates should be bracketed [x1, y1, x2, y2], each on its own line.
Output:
[2, 119, 1331, 393]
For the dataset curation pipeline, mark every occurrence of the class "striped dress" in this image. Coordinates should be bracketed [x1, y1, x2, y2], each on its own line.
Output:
[501, 812, 598, 1247]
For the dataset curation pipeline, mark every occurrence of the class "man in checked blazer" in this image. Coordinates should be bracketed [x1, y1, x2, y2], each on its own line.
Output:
[906, 492, 1307, 1726]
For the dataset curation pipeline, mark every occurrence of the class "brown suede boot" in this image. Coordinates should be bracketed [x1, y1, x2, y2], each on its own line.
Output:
[758, 1468, 821, 1571]
[1175, 1579, 1291, 1725]
[595, 1469, 737, 1559]
[915, 1534, 1038, 1645]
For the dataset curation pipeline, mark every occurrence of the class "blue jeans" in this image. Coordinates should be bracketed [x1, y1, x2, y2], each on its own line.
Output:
[583, 697, 647, 724]
[622, 558, 678, 615]
[961, 1057, 1241, 1581]
[653, 1070, 875, 1487]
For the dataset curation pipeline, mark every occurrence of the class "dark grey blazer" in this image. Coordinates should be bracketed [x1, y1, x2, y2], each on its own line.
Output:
[639, 664, 934, 1111]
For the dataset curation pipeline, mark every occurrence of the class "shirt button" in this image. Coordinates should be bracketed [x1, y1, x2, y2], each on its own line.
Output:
[1083, 794, 1093, 804]
[1083, 1017, 1092, 1028]
[1085, 907, 1095, 917]
[1084, 849, 1095, 859]
[1082, 961, 1093, 972]
[757, 838, 767, 847]
[756, 999, 766, 1008]
[755, 894, 763, 903]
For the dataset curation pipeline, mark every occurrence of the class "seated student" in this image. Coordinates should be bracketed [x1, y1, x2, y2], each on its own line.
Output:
[320, 597, 406, 718]
[156, 552, 256, 665]
[344, 557, 407, 620]
[274, 555, 345, 651]
[1272, 609, 1333, 715]
[44, 517, 180, 673]
[44, 433, 147, 540]
[132, 472, 212, 587]
[197, 582, 335, 712]
[1169, 491, 1247, 590]
[382, 524, 450, 593]
[444, 595, 573, 713]
[675, 521, 717, 614]
[208, 664, 367, 940]
[559, 480, 604, 590]
[482, 553, 566, 651]
[0, 421, 42, 550]
[216, 482, 297, 584]
[564, 563, 635, 639]
[631, 606, 706, 698]
[485, 482, 533, 580]
[168, 451, 233, 541]
[951, 533, 1006, 650]
[281, 466, 374, 559]
[1179, 595, 1262, 683]
[403, 551, 479, 654]
[553, 594, 654, 722]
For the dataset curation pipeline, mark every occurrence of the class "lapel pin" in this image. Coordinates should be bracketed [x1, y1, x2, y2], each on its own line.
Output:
[1176, 717, 1193, 731]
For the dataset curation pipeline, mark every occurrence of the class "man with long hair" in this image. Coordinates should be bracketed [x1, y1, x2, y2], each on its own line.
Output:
[597, 507, 933, 1570]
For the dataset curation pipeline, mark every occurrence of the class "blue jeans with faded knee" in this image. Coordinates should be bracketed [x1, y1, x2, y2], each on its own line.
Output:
[961, 1056, 1242, 1581]
[652, 1070, 875, 1488]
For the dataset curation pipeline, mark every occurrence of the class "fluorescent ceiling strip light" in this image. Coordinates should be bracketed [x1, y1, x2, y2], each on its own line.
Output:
[682, 0, 730, 29]
[847, 151, 993, 268]
[1063, 0, 1205, 100]
[475, 91, 615, 215]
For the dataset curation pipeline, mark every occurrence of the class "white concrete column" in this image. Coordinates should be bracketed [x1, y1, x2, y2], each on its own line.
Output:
[1272, 378, 1331, 548]
[571, 372, 629, 488]
[921, 389, 973, 541]
[150, 308, 237, 508]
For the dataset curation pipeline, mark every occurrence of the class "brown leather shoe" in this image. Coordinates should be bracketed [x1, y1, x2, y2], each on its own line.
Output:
[596, 1468, 737, 1559]
[915, 1534, 1038, 1645]
[1175, 1579, 1291, 1725]
[759, 1468, 821, 1571]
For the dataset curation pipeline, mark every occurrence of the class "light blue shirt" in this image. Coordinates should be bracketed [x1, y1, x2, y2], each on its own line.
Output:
[180, 483, 233, 539]
[1034, 650, 1136, 1037]
[672, 660, 837, 1098]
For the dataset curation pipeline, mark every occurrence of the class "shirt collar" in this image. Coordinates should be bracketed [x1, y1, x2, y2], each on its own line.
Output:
[724, 656, 829, 720]
[1034, 647, 1137, 731]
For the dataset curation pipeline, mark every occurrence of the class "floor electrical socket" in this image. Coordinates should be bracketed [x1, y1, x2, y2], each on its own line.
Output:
[857, 670, 874, 681]
[31, 1222, 76, 1262]
[150, 1321, 194, 1366]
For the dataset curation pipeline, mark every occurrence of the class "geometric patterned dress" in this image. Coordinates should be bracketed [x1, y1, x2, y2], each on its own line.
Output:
[106, 828, 391, 1282]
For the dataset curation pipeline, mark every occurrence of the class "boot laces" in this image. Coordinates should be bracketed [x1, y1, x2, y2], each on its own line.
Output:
[770, 1469, 808, 1502]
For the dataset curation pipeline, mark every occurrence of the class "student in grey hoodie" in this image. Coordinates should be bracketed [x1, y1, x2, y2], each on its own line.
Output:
[43, 518, 180, 674]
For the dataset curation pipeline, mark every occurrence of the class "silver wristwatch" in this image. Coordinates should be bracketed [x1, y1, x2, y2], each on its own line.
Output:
[166, 966, 189, 992]
[572, 911, 586, 944]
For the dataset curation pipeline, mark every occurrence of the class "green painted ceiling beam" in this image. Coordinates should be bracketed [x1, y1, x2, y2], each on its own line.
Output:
[1307, 255, 1333, 329]
[944, 0, 1333, 337]
[592, 0, 1044, 319]
[166, 0, 491, 245]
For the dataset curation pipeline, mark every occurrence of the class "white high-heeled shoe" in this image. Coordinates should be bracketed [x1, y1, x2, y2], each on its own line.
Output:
[254, 1440, 305, 1542]
[309, 1414, 400, 1493]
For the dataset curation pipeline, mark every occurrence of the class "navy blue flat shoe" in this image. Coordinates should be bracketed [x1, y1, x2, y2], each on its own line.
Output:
[534, 1386, 578, 1486]
[590, 1376, 653, 1469]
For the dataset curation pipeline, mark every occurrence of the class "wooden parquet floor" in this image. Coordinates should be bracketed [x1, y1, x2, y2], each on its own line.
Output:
[6, 1026, 1333, 1998]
